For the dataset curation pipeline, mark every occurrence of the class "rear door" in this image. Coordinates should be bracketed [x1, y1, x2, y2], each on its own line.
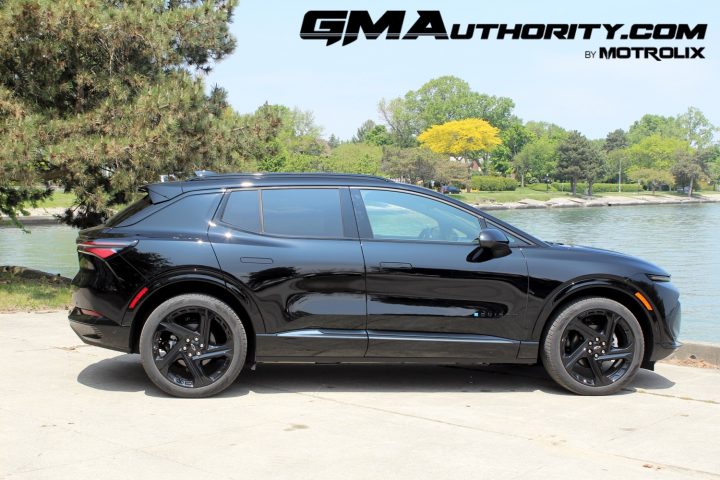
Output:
[352, 188, 528, 361]
[209, 187, 368, 359]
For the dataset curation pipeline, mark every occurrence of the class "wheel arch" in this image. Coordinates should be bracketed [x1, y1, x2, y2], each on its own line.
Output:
[533, 280, 656, 368]
[126, 272, 264, 364]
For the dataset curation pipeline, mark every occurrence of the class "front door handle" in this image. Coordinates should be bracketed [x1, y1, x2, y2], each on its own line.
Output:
[379, 262, 413, 270]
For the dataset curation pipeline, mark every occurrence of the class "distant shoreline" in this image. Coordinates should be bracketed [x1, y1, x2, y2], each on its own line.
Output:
[470, 193, 720, 211]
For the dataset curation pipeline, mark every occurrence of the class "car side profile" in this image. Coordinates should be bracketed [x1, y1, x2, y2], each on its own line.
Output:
[69, 173, 681, 397]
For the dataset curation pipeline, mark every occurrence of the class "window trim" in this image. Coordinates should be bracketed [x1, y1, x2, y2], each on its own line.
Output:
[215, 186, 358, 241]
[350, 186, 534, 247]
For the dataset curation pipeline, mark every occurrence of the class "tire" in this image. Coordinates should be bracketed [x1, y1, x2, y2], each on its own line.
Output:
[139, 294, 247, 398]
[542, 297, 644, 395]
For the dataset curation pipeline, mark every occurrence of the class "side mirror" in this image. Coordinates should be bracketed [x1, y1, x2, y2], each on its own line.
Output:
[467, 228, 511, 262]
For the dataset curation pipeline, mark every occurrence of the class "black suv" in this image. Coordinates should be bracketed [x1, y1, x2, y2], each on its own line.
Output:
[69, 173, 681, 397]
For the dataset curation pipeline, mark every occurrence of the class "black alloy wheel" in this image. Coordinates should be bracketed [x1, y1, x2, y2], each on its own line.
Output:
[542, 297, 644, 395]
[140, 294, 247, 397]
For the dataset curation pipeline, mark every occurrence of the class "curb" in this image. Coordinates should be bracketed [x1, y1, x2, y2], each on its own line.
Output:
[663, 342, 720, 368]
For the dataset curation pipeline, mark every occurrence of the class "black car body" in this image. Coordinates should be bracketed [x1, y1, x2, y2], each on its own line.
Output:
[69, 173, 681, 397]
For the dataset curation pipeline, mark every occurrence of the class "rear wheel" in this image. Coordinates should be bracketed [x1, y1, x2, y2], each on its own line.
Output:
[139, 294, 247, 398]
[542, 297, 644, 395]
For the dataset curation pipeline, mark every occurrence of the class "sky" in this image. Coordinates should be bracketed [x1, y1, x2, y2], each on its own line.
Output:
[206, 0, 719, 141]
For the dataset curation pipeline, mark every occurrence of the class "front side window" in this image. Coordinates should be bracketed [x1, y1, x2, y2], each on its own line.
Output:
[359, 189, 480, 243]
[261, 188, 343, 238]
[221, 190, 261, 233]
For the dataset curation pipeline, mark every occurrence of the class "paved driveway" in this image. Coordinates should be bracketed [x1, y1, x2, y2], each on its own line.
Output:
[2, 312, 719, 479]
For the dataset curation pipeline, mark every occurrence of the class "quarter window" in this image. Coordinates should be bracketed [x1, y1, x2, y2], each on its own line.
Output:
[261, 188, 343, 238]
[359, 189, 480, 243]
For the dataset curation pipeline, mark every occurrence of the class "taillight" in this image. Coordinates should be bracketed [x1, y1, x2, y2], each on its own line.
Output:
[77, 240, 138, 259]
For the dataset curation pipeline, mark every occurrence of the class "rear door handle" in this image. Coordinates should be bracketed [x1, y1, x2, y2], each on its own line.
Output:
[379, 262, 413, 270]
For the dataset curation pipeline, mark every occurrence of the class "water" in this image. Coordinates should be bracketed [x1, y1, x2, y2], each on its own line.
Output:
[1, 203, 718, 341]
[0, 224, 78, 279]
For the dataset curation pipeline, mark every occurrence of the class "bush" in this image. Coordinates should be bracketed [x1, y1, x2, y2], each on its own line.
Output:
[470, 175, 517, 191]
[551, 182, 642, 193]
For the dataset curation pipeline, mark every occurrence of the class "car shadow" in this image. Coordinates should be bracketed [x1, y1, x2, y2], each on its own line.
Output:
[76, 354, 676, 398]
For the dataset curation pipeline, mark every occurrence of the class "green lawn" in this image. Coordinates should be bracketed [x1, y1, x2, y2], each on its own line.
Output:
[455, 187, 571, 204]
[37, 191, 75, 208]
[0, 271, 72, 311]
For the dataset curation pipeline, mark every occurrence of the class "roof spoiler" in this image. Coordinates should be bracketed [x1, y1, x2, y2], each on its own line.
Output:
[138, 183, 183, 204]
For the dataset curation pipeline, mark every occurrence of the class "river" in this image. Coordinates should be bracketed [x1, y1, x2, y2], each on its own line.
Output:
[1, 203, 718, 342]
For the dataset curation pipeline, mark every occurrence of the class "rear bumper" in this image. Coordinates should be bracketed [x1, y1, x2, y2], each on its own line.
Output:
[68, 308, 131, 353]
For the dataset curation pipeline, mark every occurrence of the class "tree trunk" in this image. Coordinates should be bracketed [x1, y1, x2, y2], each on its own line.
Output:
[520, 173, 525, 188]
[688, 176, 694, 197]
[571, 178, 577, 195]
[587, 180, 593, 197]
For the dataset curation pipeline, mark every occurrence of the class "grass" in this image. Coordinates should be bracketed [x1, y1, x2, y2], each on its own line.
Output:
[455, 187, 570, 204]
[36, 191, 75, 209]
[0, 271, 72, 311]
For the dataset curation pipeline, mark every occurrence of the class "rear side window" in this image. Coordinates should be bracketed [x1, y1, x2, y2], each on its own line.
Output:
[262, 188, 343, 238]
[221, 190, 261, 233]
[106, 195, 152, 227]
[133, 193, 221, 230]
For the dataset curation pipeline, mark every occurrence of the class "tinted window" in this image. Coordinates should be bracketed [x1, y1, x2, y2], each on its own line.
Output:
[221, 190, 261, 233]
[262, 189, 343, 238]
[106, 195, 151, 227]
[486, 220, 529, 246]
[135, 193, 221, 230]
[360, 189, 480, 242]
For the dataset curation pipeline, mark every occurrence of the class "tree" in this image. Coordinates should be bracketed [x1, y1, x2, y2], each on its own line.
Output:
[0, 0, 245, 228]
[627, 114, 682, 144]
[327, 134, 341, 148]
[677, 107, 717, 149]
[381, 147, 444, 184]
[512, 136, 558, 187]
[353, 120, 377, 143]
[353, 119, 392, 146]
[380, 76, 515, 142]
[492, 121, 534, 177]
[327, 143, 382, 175]
[671, 149, 711, 196]
[625, 135, 691, 171]
[417, 118, 502, 192]
[557, 131, 604, 196]
[434, 159, 469, 188]
[626, 167, 674, 193]
[605, 129, 628, 152]
[378, 98, 416, 147]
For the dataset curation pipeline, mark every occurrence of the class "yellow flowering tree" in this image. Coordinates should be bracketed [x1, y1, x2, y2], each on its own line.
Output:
[417, 118, 502, 190]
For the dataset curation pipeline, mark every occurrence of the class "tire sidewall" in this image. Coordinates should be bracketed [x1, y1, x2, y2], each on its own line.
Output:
[543, 297, 645, 395]
[139, 294, 247, 398]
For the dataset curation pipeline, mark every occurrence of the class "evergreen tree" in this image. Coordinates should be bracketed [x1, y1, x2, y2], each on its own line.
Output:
[0, 0, 284, 228]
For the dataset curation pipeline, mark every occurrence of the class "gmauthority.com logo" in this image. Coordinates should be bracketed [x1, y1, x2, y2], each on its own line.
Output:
[300, 10, 708, 61]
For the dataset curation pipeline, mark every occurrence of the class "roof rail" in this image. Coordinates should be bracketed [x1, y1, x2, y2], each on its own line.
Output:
[186, 172, 393, 182]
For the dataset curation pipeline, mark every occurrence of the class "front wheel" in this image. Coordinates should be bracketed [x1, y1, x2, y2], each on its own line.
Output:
[542, 297, 644, 395]
[139, 294, 247, 398]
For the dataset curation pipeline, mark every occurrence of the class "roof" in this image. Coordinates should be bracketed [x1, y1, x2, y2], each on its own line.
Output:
[141, 172, 395, 203]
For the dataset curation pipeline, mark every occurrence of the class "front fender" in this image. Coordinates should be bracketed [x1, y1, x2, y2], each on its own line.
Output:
[529, 275, 657, 341]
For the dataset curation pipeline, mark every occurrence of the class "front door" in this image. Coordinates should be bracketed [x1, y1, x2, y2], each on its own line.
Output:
[351, 188, 528, 361]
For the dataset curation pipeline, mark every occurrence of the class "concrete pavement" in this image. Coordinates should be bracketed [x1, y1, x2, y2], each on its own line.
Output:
[2, 311, 720, 480]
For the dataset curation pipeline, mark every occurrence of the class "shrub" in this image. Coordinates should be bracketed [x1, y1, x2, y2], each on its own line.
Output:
[470, 175, 517, 191]
[551, 182, 642, 193]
